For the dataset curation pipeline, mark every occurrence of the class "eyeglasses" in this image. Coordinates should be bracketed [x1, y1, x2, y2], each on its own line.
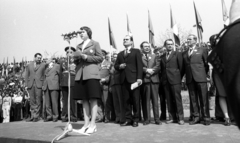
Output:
[143, 46, 150, 47]
[123, 39, 130, 41]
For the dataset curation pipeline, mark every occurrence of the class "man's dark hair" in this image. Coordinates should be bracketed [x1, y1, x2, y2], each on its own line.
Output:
[34, 53, 42, 58]
[164, 39, 174, 47]
[80, 26, 92, 39]
[140, 41, 149, 49]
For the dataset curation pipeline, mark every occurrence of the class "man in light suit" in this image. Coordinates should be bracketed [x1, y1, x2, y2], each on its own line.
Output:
[114, 35, 143, 127]
[182, 34, 210, 125]
[140, 41, 161, 125]
[161, 39, 184, 125]
[25, 53, 49, 122]
[42, 59, 60, 122]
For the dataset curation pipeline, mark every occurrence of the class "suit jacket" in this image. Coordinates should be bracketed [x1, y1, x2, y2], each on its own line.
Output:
[42, 64, 60, 91]
[59, 57, 76, 87]
[105, 66, 121, 87]
[182, 46, 209, 84]
[74, 40, 103, 81]
[161, 51, 183, 85]
[114, 48, 143, 84]
[25, 61, 48, 89]
[142, 53, 160, 83]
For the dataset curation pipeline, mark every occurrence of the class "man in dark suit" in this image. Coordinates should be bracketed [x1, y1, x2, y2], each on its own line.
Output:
[105, 53, 123, 124]
[140, 41, 161, 125]
[161, 39, 184, 125]
[25, 53, 48, 122]
[42, 60, 60, 122]
[59, 47, 77, 122]
[114, 35, 143, 127]
[182, 34, 210, 125]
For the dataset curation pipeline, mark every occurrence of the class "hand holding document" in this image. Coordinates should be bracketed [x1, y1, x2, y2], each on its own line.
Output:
[131, 79, 142, 90]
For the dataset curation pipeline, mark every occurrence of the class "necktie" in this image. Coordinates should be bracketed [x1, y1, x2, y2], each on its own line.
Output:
[167, 52, 170, 59]
[189, 48, 193, 56]
[124, 49, 128, 57]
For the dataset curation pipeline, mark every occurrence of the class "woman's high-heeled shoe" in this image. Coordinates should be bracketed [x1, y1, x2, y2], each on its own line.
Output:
[85, 125, 97, 134]
[224, 118, 231, 126]
[72, 124, 90, 134]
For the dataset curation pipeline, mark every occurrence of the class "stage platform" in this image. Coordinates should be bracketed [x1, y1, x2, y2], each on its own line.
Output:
[1, 111, 240, 143]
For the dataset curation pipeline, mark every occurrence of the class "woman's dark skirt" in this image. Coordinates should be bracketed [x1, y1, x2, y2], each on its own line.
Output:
[73, 78, 101, 100]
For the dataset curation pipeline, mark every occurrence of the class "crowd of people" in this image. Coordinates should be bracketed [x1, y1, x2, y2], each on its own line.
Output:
[0, 26, 236, 135]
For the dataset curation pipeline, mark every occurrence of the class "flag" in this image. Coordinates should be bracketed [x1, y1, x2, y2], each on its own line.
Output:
[193, 1, 203, 43]
[13, 57, 16, 74]
[2, 58, 5, 76]
[221, 0, 229, 27]
[108, 18, 117, 49]
[170, 5, 180, 46]
[126, 14, 134, 47]
[148, 10, 155, 48]
[6, 57, 8, 76]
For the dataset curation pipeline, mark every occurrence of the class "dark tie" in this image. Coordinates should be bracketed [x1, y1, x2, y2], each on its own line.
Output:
[124, 49, 128, 57]
[189, 48, 193, 56]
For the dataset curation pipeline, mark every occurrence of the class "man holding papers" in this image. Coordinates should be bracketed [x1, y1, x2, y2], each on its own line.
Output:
[114, 35, 143, 127]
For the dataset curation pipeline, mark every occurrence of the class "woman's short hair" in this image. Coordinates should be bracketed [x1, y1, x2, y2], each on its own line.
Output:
[80, 26, 92, 39]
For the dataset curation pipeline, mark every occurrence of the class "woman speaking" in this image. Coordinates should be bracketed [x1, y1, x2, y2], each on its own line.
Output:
[73, 26, 103, 134]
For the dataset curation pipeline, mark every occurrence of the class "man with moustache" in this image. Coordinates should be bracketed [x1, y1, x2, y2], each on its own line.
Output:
[140, 41, 161, 125]
[114, 35, 143, 127]
[160, 39, 184, 125]
[25, 53, 50, 122]
[182, 34, 210, 125]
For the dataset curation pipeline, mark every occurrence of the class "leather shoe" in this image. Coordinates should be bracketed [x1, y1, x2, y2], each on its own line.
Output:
[95, 119, 103, 123]
[62, 118, 68, 122]
[33, 118, 40, 122]
[104, 119, 110, 123]
[44, 118, 52, 122]
[120, 121, 132, 126]
[203, 120, 211, 126]
[189, 118, 200, 125]
[166, 120, 177, 124]
[143, 121, 150, 125]
[26, 118, 33, 122]
[132, 121, 138, 127]
[53, 119, 58, 122]
[178, 120, 185, 125]
[71, 117, 77, 122]
[224, 118, 231, 126]
[155, 120, 162, 125]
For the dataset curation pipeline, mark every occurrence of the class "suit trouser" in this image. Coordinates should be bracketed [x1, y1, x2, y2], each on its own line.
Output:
[163, 82, 184, 120]
[112, 84, 125, 122]
[44, 88, 59, 120]
[142, 83, 160, 122]
[187, 79, 210, 120]
[159, 83, 167, 119]
[28, 81, 42, 119]
[13, 103, 22, 121]
[122, 80, 140, 122]
[61, 86, 77, 119]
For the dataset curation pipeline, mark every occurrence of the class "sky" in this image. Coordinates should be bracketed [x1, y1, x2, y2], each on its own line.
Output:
[0, 0, 232, 63]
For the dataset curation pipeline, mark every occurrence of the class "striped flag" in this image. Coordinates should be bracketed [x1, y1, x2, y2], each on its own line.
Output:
[170, 5, 180, 46]
[108, 18, 117, 49]
[6, 57, 8, 76]
[221, 0, 229, 27]
[148, 10, 155, 48]
[193, 1, 203, 43]
[126, 14, 134, 47]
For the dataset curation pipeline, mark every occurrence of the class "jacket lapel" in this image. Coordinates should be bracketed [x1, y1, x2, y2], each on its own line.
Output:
[34, 63, 41, 71]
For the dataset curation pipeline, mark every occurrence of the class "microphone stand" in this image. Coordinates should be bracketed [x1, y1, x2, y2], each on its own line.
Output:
[51, 33, 90, 143]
